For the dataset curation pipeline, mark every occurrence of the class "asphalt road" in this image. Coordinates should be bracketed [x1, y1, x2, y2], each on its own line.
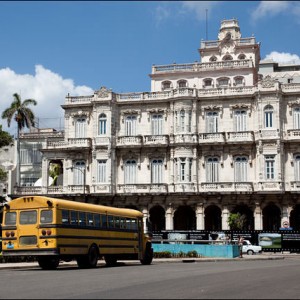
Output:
[0, 258, 299, 299]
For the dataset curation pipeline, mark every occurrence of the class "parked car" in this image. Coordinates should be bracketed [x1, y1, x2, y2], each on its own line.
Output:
[242, 240, 262, 255]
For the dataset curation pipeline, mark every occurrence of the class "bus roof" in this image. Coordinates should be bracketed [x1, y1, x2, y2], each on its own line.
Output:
[5, 196, 143, 218]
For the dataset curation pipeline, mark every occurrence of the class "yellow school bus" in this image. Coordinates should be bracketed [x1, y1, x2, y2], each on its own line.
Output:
[1, 196, 153, 269]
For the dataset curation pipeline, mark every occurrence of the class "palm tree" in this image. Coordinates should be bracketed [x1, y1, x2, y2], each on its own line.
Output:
[1, 93, 37, 186]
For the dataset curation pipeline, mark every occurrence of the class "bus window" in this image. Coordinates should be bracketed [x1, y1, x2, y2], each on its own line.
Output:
[131, 219, 138, 231]
[62, 210, 70, 224]
[125, 218, 132, 230]
[119, 217, 125, 229]
[115, 216, 120, 229]
[108, 215, 114, 228]
[78, 212, 86, 227]
[40, 210, 53, 224]
[5, 212, 16, 225]
[20, 210, 37, 225]
[87, 213, 94, 226]
[101, 214, 107, 228]
[94, 214, 101, 227]
[70, 211, 78, 226]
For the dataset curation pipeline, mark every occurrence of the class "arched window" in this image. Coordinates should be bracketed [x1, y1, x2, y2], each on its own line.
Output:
[151, 114, 163, 135]
[124, 159, 137, 184]
[234, 156, 248, 182]
[125, 115, 137, 136]
[294, 155, 300, 181]
[178, 80, 188, 88]
[265, 155, 275, 180]
[175, 110, 191, 133]
[73, 161, 85, 185]
[98, 113, 107, 135]
[234, 76, 244, 86]
[206, 157, 219, 182]
[238, 54, 246, 60]
[210, 56, 217, 62]
[293, 107, 300, 129]
[97, 159, 107, 183]
[206, 111, 219, 133]
[175, 157, 192, 182]
[151, 159, 164, 183]
[203, 78, 213, 88]
[75, 117, 87, 138]
[234, 110, 247, 131]
[217, 77, 229, 87]
[223, 54, 233, 61]
[264, 105, 274, 128]
[162, 81, 172, 91]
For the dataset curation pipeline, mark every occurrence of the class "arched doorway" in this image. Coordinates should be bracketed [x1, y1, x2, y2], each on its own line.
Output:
[231, 204, 254, 230]
[205, 205, 221, 230]
[263, 203, 281, 230]
[174, 205, 196, 230]
[149, 205, 165, 231]
[290, 204, 300, 230]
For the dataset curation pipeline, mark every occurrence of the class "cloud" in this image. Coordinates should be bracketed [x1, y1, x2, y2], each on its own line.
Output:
[0, 65, 94, 135]
[251, 1, 291, 21]
[264, 51, 300, 64]
[180, 1, 219, 21]
[154, 1, 219, 25]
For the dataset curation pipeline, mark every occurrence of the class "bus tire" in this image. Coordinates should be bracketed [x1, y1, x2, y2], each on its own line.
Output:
[104, 255, 117, 266]
[77, 245, 99, 268]
[140, 243, 153, 265]
[37, 256, 60, 270]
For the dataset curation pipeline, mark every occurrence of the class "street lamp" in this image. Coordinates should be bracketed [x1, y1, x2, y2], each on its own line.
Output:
[67, 165, 87, 203]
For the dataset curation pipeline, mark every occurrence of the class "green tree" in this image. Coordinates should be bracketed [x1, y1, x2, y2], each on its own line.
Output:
[0, 125, 13, 148]
[227, 212, 246, 230]
[1, 93, 37, 185]
[0, 167, 7, 182]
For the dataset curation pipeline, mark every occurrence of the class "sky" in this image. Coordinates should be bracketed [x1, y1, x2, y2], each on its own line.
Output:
[1, 1, 300, 136]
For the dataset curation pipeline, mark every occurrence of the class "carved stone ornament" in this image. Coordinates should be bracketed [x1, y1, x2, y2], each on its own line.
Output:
[261, 75, 276, 88]
[97, 86, 110, 98]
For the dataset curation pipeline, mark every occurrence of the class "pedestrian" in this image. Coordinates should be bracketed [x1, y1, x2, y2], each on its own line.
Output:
[238, 235, 244, 258]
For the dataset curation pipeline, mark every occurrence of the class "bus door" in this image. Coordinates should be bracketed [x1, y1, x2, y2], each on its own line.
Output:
[17, 209, 39, 248]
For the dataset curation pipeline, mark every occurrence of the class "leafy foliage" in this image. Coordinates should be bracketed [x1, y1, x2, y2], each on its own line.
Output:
[0, 125, 13, 148]
[227, 212, 247, 230]
[0, 168, 7, 182]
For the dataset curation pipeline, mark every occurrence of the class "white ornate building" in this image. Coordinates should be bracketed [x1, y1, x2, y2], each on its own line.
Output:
[13, 19, 300, 232]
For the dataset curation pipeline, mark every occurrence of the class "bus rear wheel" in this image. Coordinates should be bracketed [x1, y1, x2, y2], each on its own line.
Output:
[38, 256, 60, 270]
[77, 245, 98, 269]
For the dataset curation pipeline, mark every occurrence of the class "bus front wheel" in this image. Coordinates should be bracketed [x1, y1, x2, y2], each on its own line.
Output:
[140, 243, 153, 265]
[37, 256, 60, 270]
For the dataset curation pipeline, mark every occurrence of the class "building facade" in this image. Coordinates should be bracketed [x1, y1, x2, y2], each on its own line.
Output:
[13, 19, 300, 232]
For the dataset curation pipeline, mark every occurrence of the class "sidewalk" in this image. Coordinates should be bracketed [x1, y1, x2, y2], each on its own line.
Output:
[0, 252, 295, 270]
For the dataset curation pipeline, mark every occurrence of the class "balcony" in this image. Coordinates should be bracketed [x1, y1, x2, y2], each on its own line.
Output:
[143, 135, 169, 147]
[199, 182, 253, 193]
[290, 181, 300, 192]
[256, 181, 283, 193]
[170, 134, 198, 145]
[46, 138, 92, 149]
[116, 136, 143, 147]
[256, 129, 280, 140]
[93, 137, 110, 147]
[91, 184, 112, 194]
[286, 129, 300, 141]
[169, 183, 197, 193]
[226, 131, 254, 144]
[117, 184, 168, 194]
[151, 60, 253, 75]
[199, 133, 225, 144]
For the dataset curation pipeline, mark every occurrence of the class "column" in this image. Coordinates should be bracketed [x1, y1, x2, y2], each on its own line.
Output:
[196, 203, 204, 230]
[142, 207, 149, 234]
[254, 201, 263, 230]
[281, 205, 289, 228]
[222, 206, 230, 230]
[41, 158, 49, 193]
[165, 205, 174, 230]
